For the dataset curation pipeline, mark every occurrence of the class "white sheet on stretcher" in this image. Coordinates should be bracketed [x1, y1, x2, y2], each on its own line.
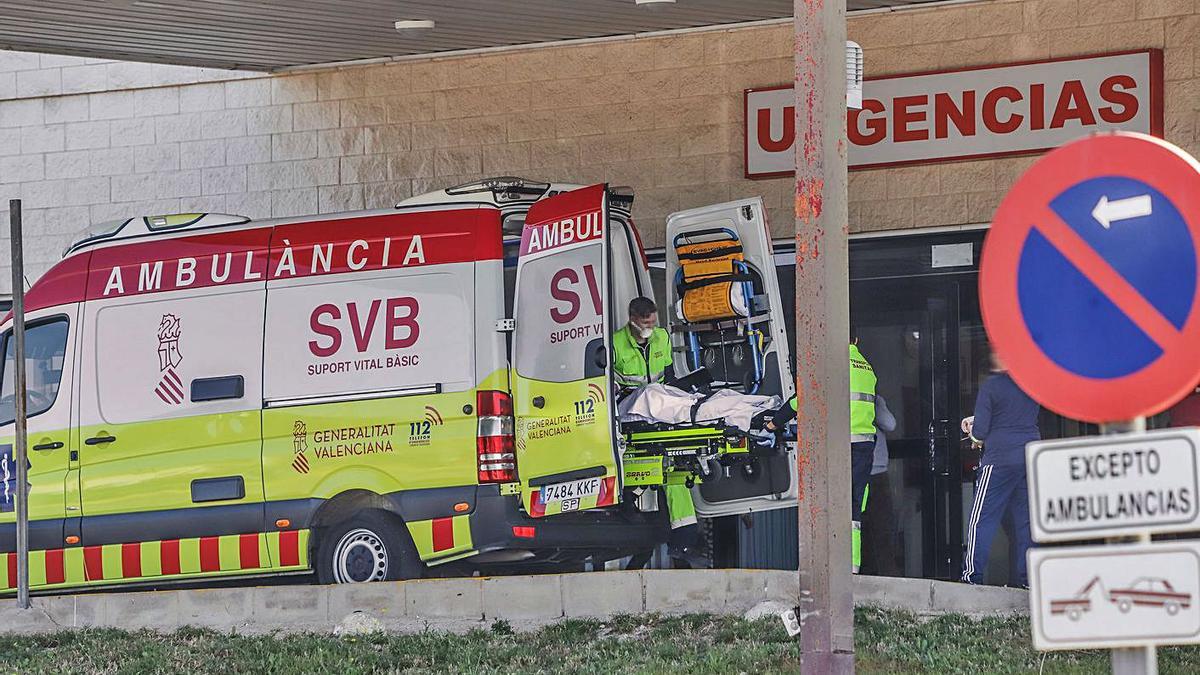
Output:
[617, 384, 780, 433]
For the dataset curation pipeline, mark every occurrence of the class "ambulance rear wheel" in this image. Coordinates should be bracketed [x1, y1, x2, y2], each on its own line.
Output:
[317, 510, 422, 584]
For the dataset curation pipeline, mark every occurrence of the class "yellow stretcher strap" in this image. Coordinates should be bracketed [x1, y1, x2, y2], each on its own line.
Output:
[676, 240, 750, 323]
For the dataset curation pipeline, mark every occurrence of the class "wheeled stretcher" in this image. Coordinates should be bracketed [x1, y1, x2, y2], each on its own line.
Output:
[619, 420, 777, 490]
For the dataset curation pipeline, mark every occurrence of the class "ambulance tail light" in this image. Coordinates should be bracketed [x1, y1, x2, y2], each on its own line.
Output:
[477, 390, 516, 483]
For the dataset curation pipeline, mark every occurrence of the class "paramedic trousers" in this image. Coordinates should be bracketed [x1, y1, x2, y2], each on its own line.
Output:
[851, 442, 874, 572]
[850, 441, 875, 522]
[665, 484, 697, 529]
[962, 463, 1032, 586]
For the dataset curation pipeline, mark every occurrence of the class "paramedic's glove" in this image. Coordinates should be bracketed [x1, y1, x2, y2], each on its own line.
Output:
[960, 416, 974, 435]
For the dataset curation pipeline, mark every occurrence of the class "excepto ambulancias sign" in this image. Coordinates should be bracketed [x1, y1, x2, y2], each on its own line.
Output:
[1026, 429, 1200, 542]
[744, 50, 1163, 175]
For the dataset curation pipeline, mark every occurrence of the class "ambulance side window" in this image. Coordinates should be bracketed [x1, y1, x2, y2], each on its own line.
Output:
[0, 318, 70, 424]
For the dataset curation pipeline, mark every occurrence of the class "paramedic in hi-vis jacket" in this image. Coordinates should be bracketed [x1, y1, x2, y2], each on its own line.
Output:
[613, 296, 707, 568]
[849, 336, 877, 574]
[960, 350, 1039, 586]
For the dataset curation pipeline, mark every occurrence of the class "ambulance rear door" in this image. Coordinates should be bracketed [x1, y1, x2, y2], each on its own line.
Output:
[512, 184, 621, 517]
[665, 197, 797, 517]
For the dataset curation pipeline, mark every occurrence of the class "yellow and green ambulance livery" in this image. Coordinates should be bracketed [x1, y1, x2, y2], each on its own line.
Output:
[0, 177, 795, 594]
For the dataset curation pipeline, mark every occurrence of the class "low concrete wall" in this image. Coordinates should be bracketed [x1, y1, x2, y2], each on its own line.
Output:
[853, 574, 1028, 616]
[0, 570, 1026, 635]
[0, 569, 799, 635]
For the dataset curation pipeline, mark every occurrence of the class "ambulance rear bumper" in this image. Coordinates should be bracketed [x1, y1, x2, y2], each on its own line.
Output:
[469, 485, 670, 563]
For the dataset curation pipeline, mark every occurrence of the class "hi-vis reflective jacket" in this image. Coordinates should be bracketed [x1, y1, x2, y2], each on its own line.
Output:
[612, 325, 673, 387]
[850, 343, 878, 442]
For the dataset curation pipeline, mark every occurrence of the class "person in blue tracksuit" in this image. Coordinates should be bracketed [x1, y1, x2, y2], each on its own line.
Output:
[961, 351, 1040, 586]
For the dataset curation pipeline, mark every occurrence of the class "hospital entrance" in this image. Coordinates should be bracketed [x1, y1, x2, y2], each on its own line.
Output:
[708, 228, 1096, 584]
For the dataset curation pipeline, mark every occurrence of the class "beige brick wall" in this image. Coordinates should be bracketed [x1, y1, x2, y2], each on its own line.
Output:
[0, 0, 1193, 289]
[848, 0, 1196, 234]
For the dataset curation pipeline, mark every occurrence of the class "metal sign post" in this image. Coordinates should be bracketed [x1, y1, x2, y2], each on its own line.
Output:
[9, 199, 29, 610]
[1103, 418, 1157, 675]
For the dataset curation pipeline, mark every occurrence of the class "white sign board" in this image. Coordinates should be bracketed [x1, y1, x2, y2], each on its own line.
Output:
[744, 50, 1162, 176]
[1030, 541, 1200, 651]
[1026, 428, 1200, 542]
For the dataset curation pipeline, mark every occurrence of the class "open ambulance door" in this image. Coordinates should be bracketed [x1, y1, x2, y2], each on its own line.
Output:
[665, 197, 798, 517]
[512, 184, 623, 518]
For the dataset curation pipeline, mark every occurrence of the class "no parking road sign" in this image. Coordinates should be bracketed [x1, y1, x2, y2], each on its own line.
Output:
[981, 132, 1200, 422]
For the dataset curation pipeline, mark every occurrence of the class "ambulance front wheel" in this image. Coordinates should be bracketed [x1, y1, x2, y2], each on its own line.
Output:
[316, 510, 423, 584]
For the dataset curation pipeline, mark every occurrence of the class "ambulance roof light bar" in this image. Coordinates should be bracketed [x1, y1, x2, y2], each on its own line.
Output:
[444, 176, 551, 200]
[64, 212, 250, 256]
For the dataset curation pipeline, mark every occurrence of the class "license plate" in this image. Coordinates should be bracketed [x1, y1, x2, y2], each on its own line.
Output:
[542, 477, 602, 504]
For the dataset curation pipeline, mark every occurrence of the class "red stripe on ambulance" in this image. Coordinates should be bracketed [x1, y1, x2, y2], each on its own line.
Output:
[44, 548, 65, 585]
[431, 518, 454, 552]
[279, 530, 300, 567]
[83, 546, 104, 581]
[121, 542, 142, 578]
[160, 539, 181, 575]
[239, 533, 260, 569]
[199, 537, 220, 572]
[74, 209, 502, 305]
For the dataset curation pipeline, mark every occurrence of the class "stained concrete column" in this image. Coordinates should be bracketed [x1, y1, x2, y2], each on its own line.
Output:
[793, 0, 853, 671]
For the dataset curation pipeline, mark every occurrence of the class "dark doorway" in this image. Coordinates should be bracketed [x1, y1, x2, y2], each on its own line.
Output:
[848, 231, 986, 579]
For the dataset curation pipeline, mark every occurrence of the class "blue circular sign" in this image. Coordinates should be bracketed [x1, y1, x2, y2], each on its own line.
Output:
[982, 132, 1200, 422]
[1018, 176, 1197, 379]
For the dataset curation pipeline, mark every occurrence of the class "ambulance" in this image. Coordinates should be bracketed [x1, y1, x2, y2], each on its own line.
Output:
[0, 177, 795, 593]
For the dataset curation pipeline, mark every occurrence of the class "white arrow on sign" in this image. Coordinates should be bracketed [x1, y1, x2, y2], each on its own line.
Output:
[1092, 195, 1152, 229]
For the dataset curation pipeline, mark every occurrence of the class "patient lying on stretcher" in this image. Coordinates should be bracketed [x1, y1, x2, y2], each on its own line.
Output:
[616, 380, 781, 446]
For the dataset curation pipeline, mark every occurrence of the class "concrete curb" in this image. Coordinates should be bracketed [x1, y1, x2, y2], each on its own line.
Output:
[0, 569, 799, 635]
[853, 574, 1029, 616]
[0, 571, 1026, 635]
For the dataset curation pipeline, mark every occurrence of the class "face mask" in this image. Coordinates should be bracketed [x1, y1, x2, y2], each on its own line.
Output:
[630, 323, 654, 339]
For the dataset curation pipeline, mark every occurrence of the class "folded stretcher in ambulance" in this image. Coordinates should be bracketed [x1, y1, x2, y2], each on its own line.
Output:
[672, 228, 768, 393]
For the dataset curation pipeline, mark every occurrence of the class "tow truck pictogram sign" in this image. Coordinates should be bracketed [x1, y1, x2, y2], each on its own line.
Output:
[1030, 541, 1200, 651]
[1051, 576, 1193, 622]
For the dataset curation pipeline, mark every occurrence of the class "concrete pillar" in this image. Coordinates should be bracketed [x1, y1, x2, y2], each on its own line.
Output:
[793, 0, 853, 671]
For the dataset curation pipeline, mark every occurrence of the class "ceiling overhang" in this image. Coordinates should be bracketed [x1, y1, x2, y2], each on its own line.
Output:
[0, 1, 950, 71]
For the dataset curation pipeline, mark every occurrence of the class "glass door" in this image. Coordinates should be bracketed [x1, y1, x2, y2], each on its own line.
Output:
[851, 277, 963, 579]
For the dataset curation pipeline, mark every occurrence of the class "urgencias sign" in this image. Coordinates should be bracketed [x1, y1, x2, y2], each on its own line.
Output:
[745, 50, 1162, 175]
